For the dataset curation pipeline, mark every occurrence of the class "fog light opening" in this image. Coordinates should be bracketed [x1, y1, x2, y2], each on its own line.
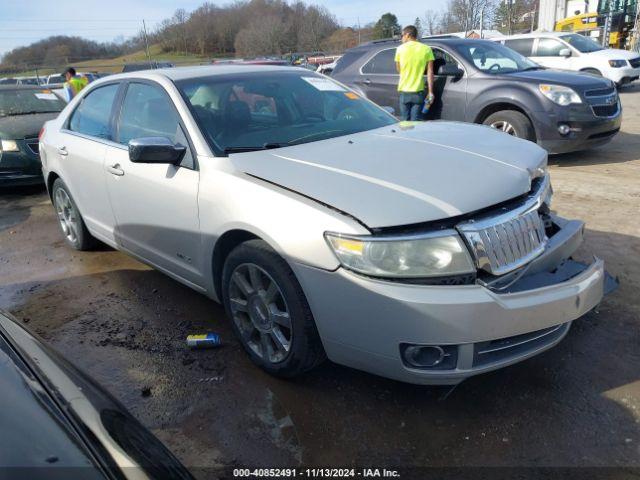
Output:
[558, 124, 571, 136]
[404, 345, 446, 368]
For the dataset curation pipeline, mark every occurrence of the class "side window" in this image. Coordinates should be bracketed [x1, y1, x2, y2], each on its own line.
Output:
[362, 49, 397, 74]
[536, 38, 565, 56]
[504, 38, 535, 56]
[117, 82, 194, 169]
[432, 48, 461, 74]
[68, 84, 119, 139]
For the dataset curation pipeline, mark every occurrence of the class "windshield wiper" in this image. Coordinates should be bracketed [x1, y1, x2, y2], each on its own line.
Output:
[224, 142, 288, 154]
[5, 110, 60, 116]
[520, 66, 545, 71]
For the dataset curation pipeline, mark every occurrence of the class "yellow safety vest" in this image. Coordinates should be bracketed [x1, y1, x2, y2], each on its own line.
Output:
[66, 76, 89, 97]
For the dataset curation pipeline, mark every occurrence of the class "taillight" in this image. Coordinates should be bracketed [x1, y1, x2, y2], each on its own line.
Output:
[38, 126, 45, 140]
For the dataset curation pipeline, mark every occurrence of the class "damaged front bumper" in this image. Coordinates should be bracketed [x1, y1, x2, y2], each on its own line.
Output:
[294, 214, 613, 385]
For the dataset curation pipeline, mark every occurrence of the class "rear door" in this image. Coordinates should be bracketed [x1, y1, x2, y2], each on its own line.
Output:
[104, 80, 204, 288]
[356, 48, 399, 110]
[57, 82, 121, 243]
[428, 46, 468, 121]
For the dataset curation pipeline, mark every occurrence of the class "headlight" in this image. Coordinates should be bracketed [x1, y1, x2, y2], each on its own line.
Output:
[608, 59, 628, 68]
[0, 139, 19, 152]
[539, 84, 582, 106]
[325, 231, 475, 278]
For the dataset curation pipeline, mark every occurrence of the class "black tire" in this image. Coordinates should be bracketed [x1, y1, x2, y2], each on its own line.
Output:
[222, 239, 325, 378]
[581, 68, 603, 77]
[483, 110, 536, 141]
[51, 178, 96, 251]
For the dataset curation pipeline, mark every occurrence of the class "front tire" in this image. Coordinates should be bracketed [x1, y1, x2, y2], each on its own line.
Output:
[221, 240, 325, 378]
[52, 178, 96, 250]
[483, 110, 535, 141]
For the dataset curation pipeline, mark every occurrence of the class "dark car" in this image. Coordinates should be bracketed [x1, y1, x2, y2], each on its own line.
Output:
[0, 309, 193, 479]
[0, 86, 66, 186]
[332, 38, 622, 154]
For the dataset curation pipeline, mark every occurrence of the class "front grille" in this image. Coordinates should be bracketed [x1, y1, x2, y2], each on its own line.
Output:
[25, 139, 39, 155]
[458, 208, 547, 276]
[472, 323, 570, 368]
[630, 57, 640, 69]
[592, 103, 619, 117]
[584, 87, 615, 97]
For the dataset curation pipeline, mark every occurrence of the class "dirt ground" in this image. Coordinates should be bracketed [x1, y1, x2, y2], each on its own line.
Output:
[1, 85, 639, 479]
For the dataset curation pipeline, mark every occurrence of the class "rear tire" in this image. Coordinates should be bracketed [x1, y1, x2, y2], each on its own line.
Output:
[483, 110, 536, 142]
[52, 178, 96, 251]
[222, 239, 326, 378]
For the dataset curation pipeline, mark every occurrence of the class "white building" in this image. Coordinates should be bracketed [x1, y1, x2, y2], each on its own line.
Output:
[538, 0, 599, 30]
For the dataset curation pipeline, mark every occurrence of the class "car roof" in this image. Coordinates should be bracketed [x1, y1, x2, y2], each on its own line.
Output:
[355, 37, 502, 51]
[104, 64, 307, 82]
[0, 85, 52, 91]
[503, 31, 570, 39]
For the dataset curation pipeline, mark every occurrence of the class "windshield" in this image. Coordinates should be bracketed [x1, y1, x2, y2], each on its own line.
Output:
[47, 75, 64, 84]
[454, 42, 540, 74]
[560, 34, 604, 53]
[177, 71, 396, 154]
[0, 89, 65, 117]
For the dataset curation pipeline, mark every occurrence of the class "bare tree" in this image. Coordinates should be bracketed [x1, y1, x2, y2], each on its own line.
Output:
[423, 9, 440, 35]
[235, 15, 292, 57]
[444, 0, 496, 34]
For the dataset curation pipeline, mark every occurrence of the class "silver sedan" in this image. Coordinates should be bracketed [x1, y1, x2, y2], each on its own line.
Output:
[39, 66, 606, 384]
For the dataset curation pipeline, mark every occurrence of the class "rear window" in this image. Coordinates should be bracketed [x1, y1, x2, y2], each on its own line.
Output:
[504, 38, 534, 56]
[332, 50, 367, 75]
[361, 49, 397, 75]
[0, 89, 65, 117]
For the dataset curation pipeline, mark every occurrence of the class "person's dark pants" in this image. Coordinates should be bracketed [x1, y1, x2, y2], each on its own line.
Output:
[399, 91, 425, 121]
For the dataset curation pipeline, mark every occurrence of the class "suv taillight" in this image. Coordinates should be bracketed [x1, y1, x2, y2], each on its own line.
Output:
[38, 126, 45, 140]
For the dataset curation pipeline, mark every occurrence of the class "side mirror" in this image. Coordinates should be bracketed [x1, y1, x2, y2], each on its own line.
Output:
[559, 48, 572, 58]
[382, 106, 396, 115]
[129, 137, 186, 165]
[437, 64, 464, 77]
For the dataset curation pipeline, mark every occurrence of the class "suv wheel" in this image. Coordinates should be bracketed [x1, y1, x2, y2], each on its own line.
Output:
[52, 178, 96, 250]
[483, 110, 535, 141]
[221, 240, 325, 378]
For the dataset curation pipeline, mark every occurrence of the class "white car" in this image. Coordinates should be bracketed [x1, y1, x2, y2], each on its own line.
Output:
[496, 32, 640, 86]
[39, 66, 608, 385]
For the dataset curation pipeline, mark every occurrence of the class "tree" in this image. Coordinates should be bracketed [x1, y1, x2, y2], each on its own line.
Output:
[414, 17, 424, 37]
[234, 15, 292, 57]
[321, 28, 358, 52]
[424, 9, 441, 35]
[495, 0, 538, 34]
[443, 0, 496, 33]
[372, 13, 401, 39]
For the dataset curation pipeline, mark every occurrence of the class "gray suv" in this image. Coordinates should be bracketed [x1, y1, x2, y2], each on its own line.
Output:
[332, 38, 621, 154]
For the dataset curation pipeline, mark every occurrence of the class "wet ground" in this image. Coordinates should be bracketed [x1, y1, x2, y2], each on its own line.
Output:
[1, 85, 639, 479]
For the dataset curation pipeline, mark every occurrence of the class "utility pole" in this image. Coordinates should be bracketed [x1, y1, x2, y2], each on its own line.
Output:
[142, 19, 152, 65]
[357, 17, 361, 45]
[531, 3, 537, 31]
[480, 5, 485, 38]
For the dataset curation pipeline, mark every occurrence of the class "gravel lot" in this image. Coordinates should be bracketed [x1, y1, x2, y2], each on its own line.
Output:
[1, 84, 639, 478]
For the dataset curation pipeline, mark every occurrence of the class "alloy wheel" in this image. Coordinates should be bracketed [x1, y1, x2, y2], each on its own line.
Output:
[490, 120, 517, 136]
[54, 188, 79, 244]
[228, 263, 292, 364]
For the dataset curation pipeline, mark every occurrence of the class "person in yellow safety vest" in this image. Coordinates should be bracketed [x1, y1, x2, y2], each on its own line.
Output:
[63, 67, 89, 102]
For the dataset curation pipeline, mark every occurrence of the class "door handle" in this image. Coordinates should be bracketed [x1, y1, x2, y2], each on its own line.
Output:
[363, 78, 371, 85]
[107, 163, 124, 176]
[57, 146, 68, 156]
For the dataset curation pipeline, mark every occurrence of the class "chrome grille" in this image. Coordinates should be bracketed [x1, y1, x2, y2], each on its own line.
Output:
[584, 87, 615, 97]
[459, 210, 547, 276]
[457, 176, 551, 276]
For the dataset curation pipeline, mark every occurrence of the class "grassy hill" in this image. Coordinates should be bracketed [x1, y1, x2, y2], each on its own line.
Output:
[9, 44, 213, 77]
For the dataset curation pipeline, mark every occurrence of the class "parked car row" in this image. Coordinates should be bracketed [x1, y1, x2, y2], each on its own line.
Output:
[330, 37, 624, 154]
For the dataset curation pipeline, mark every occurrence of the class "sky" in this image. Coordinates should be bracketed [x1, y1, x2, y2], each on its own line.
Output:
[0, 0, 449, 57]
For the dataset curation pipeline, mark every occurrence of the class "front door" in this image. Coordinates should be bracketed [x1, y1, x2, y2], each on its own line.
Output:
[58, 83, 120, 243]
[427, 47, 468, 121]
[530, 37, 576, 71]
[104, 81, 204, 288]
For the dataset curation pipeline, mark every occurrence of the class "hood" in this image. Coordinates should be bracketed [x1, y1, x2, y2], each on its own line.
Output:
[0, 112, 60, 139]
[502, 68, 612, 90]
[584, 48, 640, 61]
[230, 122, 547, 229]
